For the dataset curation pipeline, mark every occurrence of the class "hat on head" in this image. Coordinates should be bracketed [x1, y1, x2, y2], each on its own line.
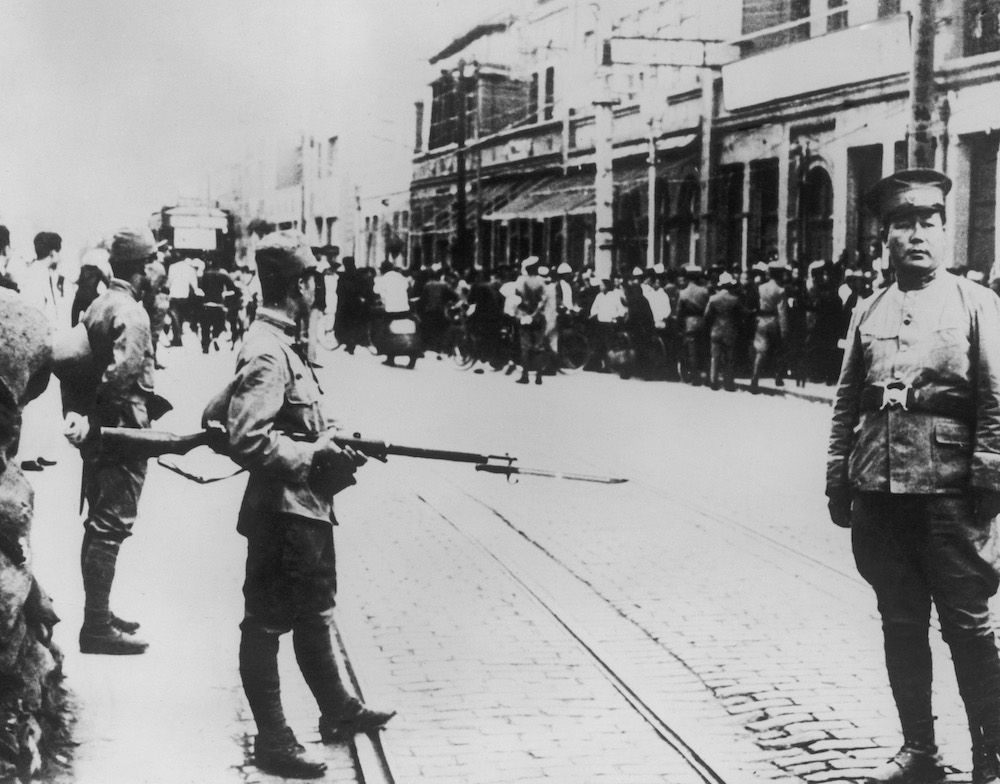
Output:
[717, 271, 736, 288]
[109, 227, 157, 266]
[864, 168, 952, 220]
[631, 266, 644, 277]
[556, 262, 572, 275]
[521, 255, 540, 272]
[538, 266, 550, 276]
[767, 259, 789, 271]
[751, 261, 768, 274]
[255, 230, 318, 279]
[681, 263, 701, 275]
[652, 263, 665, 275]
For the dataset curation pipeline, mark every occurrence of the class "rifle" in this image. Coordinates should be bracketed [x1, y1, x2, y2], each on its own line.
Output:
[290, 431, 627, 485]
[117, 425, 627, 487]
[98, 425, 227, 461]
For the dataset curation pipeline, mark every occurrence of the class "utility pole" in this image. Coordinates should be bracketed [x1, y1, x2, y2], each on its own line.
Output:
[454, 59, 470, 273]
[593, 3, 619, 281]
[646, 117, 657, 270]
[909, 0, 936, 168]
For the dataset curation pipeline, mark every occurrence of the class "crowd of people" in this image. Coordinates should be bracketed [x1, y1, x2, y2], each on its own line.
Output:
[323, 245, 921, 392]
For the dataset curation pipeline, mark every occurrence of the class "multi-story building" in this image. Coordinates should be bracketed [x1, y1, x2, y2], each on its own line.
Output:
[712, 0, 1000, 274]
[213, 132, 358, 265]
[415, 0, 1000, 278]
[409, 0, 742, 275]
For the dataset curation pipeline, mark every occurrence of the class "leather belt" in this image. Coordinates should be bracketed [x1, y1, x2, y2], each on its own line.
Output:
[859, 381, 973, 421]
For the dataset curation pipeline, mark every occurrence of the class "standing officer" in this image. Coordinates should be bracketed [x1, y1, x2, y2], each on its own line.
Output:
[215, 232, 393, 779]
[827, 169, 1000, 784]
[62, 228, 160, 655]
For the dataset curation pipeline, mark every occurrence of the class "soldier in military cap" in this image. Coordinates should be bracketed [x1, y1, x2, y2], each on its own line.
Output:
[61, 227, 159, 656]
[216, 231, 393, 779]
[828, 169, 1000, 784]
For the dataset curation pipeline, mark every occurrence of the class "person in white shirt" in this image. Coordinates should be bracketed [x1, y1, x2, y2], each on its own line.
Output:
[14, 232, 62, 322]
[166, 256, 199, 345]
[373, 260, 411, 315]
[641, 268, 672, 329]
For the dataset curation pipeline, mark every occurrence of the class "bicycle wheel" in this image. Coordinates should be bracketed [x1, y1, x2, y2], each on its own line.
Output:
[605, 331, 636, 379]
[557, 328, 591, 373]
[450, 333, 478, 369]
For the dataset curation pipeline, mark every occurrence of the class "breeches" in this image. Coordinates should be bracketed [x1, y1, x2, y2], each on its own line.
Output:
[852, 492, 1000, 643]
[242, 514, 338, 635]
[82, 456, 147, 542]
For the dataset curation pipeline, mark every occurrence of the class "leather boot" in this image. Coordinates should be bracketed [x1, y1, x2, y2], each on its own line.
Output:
[318, 698, 396, 743]
[79, 538, 147, 655]
[864, 745, 945, 784]
[254, 727, 326, 779]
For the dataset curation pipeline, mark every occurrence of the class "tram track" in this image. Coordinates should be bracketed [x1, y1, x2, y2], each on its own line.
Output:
[411, 479, 754, 784]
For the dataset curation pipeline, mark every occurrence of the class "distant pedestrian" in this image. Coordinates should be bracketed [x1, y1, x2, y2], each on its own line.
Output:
[750, 259, 789, 392]
[703, 272, 742, 391]
[514, 256, 549, 385]
[166, 255, 199, 346]
[676, 265, 710, 385]
[333, 255, 371, 354]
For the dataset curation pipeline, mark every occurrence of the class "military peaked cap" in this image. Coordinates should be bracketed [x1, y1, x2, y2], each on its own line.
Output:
[864, 168, 952, 220]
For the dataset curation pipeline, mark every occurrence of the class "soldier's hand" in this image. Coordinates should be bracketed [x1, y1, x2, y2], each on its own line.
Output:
[975, 489, 1000, 523]
[826, 488, 853, 528]
[63, 412, 90, 447]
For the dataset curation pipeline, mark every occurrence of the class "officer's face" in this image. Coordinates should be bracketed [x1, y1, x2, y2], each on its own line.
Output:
[885, 208, 946, 276]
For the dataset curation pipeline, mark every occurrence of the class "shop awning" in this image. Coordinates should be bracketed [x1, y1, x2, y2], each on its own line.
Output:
[483, 145, 698, 222]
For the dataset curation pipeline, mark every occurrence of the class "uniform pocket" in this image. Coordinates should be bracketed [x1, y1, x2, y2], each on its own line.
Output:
[933, 420, 972, 490]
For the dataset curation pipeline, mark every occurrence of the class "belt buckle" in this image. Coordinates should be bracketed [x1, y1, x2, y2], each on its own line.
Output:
[880, 380, 911, 411]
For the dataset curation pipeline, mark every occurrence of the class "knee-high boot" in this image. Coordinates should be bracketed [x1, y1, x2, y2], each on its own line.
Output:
[884, 626, 936, 750]
[292, 623, 352, 719]
[79, 537, 147, 655]
[951, 634, 1000, 783]
[242, 626, 327, 778]
[239, 627, 287, 736]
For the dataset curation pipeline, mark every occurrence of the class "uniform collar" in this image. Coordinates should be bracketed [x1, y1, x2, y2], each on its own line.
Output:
[256, 309, 298, 339]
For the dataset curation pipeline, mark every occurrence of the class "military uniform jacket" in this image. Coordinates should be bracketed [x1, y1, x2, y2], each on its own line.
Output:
[226, 311, 332, 534]
[827, 273, 1000, 495]
[704, 290, 742, 344]
[677, 283, 709, 335]
[61, 279, 155, 426]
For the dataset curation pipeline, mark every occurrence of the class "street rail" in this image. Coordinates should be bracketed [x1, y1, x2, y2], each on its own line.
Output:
[331, 622, 396, 784]
[416, 487, 736, 784]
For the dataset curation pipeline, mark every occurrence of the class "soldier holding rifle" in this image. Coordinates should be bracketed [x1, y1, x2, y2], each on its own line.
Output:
[213, 231, 393, 779]
[827, 170, 1000, 784]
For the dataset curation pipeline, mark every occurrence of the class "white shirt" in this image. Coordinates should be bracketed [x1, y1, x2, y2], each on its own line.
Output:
[500, 279, 521, 317]
[374, 269, 411, 313]
[168, 259, 199, 299]
[590, 290, 627, 323]
[642, 283, 672, 325]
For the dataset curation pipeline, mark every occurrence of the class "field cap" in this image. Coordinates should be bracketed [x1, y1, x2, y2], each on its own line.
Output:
[255, 230, 318, 279]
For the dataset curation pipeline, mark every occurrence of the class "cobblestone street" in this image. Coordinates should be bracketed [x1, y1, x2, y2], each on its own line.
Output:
[22, 340, 983, 782]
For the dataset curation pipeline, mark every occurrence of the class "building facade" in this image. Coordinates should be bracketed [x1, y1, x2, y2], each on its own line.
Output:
[409, 0, 742, 275]
[413, 0, 1000, 278]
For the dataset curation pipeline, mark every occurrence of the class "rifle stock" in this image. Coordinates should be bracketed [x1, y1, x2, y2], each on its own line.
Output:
[99, 425, 225, 460]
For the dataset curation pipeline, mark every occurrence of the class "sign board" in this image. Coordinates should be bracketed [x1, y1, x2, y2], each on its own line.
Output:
[173, 227, 218, 251]
[722, 15, 909, 111]
[609, 37, 736, 68]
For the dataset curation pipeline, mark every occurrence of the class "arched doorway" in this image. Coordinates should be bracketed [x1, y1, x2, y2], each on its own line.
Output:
[801, 166, 833, 264]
